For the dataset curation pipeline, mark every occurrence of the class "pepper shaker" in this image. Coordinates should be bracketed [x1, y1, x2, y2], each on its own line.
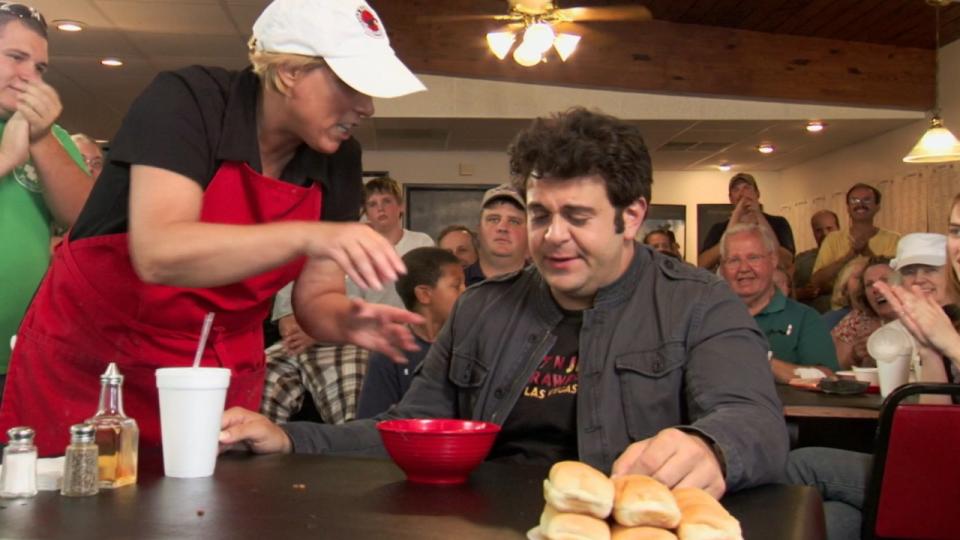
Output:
[61, 424, 99, 497]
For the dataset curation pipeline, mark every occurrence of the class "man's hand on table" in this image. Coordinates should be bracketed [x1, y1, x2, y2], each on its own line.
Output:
[219, 407, 293, 454]
[610, 427, 726, 499]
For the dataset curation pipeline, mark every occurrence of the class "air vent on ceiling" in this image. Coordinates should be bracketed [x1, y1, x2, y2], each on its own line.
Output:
[659, 141, 698, 151]
[658, 141, 732, 152]
[693, 142, 733, 152]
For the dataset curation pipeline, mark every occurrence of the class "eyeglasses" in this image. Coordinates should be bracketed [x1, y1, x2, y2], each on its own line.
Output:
[722, 254, 767, 268]
[848, 196, 876, 205]
[0, 3, 47, 30]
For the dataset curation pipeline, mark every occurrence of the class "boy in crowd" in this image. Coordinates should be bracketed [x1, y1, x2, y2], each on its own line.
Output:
[357, 247, 465, 418]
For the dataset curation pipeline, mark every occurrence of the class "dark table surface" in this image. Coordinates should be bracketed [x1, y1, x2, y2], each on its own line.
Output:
[0, 451, 825, 539]
[777, 383, 884, 418]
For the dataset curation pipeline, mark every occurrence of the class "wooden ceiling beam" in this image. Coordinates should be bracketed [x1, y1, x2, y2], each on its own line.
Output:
[381, 9, 934, 110]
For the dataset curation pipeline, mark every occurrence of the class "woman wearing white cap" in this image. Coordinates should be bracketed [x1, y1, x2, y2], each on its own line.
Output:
[0, 0, 427, 456]
[788, 216, 960, 540]
[876, 216, 960, 394]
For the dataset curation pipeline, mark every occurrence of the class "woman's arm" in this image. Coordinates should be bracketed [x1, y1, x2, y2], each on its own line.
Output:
[128, 165, 405, 289]
[917, 347, 952, 405]
[292, 258, 422, 364]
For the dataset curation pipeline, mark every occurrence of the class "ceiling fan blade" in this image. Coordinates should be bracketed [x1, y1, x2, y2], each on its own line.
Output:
[415, 13, 512, 23]
[554, 5, 653, 22]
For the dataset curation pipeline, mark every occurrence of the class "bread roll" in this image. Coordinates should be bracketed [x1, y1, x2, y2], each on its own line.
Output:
[672, 487, 742, 540]
[543, 461, 615, 519]
[611, 525, 678, 540]
[612, 475, 681, 528]
[539, 503, 612, 540]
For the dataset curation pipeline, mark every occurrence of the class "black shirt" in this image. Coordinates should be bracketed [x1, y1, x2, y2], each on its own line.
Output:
[700, 212, 796, 257]
[464, 261, 486, 286]
[356, 334, 432, 419]
[72, 66, 362, 239]
[489, 309, 581, 465]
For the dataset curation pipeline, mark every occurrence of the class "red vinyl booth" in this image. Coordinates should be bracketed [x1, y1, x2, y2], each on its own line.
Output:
[861, 383, 960, 540]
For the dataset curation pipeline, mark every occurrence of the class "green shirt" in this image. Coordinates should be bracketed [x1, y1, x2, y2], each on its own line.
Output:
[755, 289, 839, 370]
[0, 121, 86, 373]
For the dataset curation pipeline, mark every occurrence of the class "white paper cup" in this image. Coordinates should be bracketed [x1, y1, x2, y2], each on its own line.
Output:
[851, 366, 880, 386]
[876, 354, 911, 398]
[156, 367, 231, 478]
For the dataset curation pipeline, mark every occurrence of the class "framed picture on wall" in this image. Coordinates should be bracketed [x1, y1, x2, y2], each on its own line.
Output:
[405, 183, 498, 241]
[697, 204, 734, 254]
[638, 204, 687, 257]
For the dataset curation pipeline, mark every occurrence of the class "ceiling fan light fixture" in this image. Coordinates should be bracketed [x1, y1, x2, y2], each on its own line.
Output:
[523, 22, 555, 54]
[553, 33, 581, 61]
[903, 116, 960, 163]
[513, 41, 542, 66]
[486, 31, 516, 60]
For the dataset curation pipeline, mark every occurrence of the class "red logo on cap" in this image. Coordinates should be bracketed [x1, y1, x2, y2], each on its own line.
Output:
[356, 7, 383, 37]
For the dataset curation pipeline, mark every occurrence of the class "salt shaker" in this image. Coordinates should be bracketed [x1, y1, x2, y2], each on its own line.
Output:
[0, 426, 38, 498]
[61, 424, 99, 497]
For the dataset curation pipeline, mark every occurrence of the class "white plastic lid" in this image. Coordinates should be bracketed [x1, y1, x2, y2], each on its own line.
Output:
[867, 324, 913, 362]
[155, 367, 231, 390]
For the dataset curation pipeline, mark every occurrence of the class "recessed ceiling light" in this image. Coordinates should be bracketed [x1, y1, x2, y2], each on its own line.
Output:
[757, 143, 775, 154]
[94, 139, 109, 145]
[718, 163, 732, 172]
[54, 20, 84, 32]
[100, 57, 123, 67]
[806, 120, 826, 133]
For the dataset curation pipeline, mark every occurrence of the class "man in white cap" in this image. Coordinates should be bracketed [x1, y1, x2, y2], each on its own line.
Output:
[0, 0, 428, 455]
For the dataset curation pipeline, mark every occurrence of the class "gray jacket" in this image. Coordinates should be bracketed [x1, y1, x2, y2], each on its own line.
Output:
[284, 245, 788, 492]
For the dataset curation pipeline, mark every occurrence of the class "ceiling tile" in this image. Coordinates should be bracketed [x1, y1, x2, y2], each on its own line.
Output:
[94, 1, 238, 34]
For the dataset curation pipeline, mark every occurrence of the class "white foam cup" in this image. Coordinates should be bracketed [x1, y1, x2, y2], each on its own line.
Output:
[155, 367, 231, 478]
[876, 354, 911, 398]
[867, 324, 914, 397]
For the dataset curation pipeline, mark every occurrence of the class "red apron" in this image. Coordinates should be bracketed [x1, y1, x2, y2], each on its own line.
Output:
[0, 162, 321, 456]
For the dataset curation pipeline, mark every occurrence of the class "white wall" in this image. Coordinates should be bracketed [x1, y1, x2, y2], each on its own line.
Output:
[766, 40, 960, 251]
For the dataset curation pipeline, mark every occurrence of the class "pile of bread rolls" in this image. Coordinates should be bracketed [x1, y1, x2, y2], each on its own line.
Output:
[527, 461, 742, 540]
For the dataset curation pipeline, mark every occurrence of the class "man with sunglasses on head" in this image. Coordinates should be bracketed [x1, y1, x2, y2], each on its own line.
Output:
[810, 183, 900, 309]
[0, 2, 92, 401]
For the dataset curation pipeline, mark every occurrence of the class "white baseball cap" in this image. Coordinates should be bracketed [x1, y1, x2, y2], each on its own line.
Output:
[890, 232, 946, 271]
[252, 0, 426, 99]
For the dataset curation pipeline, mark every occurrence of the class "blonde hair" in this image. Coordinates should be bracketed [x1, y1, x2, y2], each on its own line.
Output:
[248, 37, 325, 95]
[949, 194, 960, 302]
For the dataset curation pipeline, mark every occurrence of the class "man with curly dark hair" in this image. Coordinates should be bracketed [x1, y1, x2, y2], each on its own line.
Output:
[220, 108, 788, 499]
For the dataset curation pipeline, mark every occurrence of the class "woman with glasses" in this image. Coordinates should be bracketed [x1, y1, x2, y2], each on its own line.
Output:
[0, 0, 427, 456]
[0, 3, 92, 405]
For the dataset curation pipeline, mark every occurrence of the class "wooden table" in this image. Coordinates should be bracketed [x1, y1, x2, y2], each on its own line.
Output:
[777, 384, 884, 452]
[0, 451, 826, 539]
[778, 383, 883, 419]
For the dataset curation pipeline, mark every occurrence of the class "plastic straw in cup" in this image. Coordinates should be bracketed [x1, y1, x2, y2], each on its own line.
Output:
[192, 312, 215, 369]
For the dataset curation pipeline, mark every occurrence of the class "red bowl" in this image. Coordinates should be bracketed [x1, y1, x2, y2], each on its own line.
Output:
[377, 418, 501, 485]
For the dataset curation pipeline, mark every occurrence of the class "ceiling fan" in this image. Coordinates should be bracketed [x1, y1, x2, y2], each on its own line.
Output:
[419, 1, 652, 66]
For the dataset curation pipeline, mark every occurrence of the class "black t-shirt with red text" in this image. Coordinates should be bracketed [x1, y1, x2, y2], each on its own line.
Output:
[489, 309, 581, 465]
